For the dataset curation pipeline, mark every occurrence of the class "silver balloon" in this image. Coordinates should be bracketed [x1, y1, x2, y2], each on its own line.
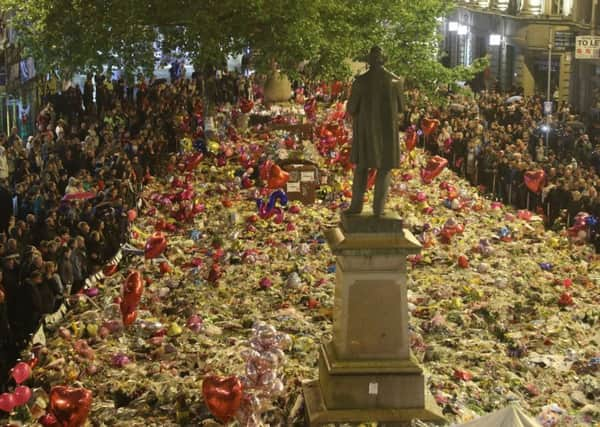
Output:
[241, 348, 261, 362]
[285, 272, 302, 289]
[238, 322, 290, 425]
[265, 348, 285, 364]
[270, 379, 285, 396]
[257, 370, 277, 388]
[275, 333, 292, 350]
[254, 352, 279, 371]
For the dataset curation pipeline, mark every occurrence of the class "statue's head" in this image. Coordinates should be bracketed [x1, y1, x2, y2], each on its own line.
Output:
[368, 46, 386, 67]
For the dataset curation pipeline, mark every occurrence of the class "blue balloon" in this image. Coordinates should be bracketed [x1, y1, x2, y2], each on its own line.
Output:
[256, 190, 288, 218]
[498, 226, 511, 238]
[586, 215, 598, 228]
[193, 139, 207, 153]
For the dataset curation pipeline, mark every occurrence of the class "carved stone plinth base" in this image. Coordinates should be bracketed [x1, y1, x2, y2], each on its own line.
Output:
[303, 379, 445, 427]
[303, 213, 446, 426]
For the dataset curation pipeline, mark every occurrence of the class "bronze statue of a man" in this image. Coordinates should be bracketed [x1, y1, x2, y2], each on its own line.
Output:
[346, 46, 404, 216]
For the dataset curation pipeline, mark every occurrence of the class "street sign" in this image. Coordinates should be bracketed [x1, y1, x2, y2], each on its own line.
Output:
[554, 32, 575, 50]
[575, 36, 600, 59]
[544, 101, 553, 115]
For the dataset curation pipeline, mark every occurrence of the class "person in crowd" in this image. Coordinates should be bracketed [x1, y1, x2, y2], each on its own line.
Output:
[36, 266, 56, 316]
[58, 246, 74, 295]
[21, 270, 44, 335]
[70, 236, 87, 294]
[6, 127, 22, 150]
[0, 280, 12, 392]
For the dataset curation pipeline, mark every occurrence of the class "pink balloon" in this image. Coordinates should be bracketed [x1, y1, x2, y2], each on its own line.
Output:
[11, 361, 32, 384]
[127, 209, 137, 222]
[13, 385, 32, 406]
[0, 392, 16, 413]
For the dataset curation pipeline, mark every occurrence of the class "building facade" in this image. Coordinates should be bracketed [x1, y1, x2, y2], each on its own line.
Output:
[0, 13, 40, 137]
[443, 0, 600, 115]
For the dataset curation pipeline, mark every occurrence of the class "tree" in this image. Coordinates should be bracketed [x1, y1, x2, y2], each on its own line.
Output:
[0, 0, 485, 92]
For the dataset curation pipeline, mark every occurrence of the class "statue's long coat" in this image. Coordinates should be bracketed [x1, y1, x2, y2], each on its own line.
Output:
[347, 67, 404, 170]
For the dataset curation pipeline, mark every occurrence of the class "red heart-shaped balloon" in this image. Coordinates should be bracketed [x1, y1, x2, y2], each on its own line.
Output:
[457, 255, 469, 269]
[420, 155, 448, 184]
[178, 189, 194, 202]
[518, 209, 533, 221]
[13, 385, 32, 406]
[120, 271, 144, 326]
[11, 361, 32, 385]
[144, 232, 167, 259]
[267, 165, 290, 189]
[185, 152, 204, 172]
[239, 98, 254, 114]
[202, 375, 243, 423]
[0, 392, 16, 413]
[405, 128, 418, 151]
[441, 222, 464, 242]
[122, 310, 138, 325]
[524, 169, 545, 193]
[422, 118, 440, 137]
[49, 386, 92, 427]
[422, 118, 439, 136]
[103, 263, 118, 277]
[159, 261, 172, 275]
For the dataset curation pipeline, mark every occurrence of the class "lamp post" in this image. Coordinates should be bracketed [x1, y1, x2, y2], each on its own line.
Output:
[545, 28, 553, 148]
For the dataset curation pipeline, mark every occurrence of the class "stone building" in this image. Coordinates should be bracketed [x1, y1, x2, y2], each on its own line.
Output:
[443, 0, 600, 114]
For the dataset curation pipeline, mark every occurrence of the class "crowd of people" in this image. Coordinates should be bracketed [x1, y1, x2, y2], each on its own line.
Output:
[405, 89, 600, 247]
[0, 76, 197, 390]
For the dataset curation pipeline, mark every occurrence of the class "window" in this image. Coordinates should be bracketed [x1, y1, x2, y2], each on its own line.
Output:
[550, 0, 573, 15]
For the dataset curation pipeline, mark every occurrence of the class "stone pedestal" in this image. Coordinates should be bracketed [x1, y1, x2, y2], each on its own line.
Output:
[263, 71, 292, 103]
[303, 210, 446, 426]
